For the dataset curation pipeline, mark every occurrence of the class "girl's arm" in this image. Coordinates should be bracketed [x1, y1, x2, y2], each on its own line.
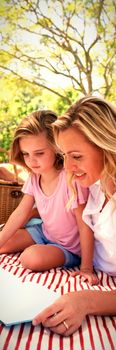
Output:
[74, 204, 99, 285]
[0, 194, 34, 248]
[27, 206, 40, 221]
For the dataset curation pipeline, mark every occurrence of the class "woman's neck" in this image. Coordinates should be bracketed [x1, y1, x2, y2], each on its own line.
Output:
[100, 176, 116, 196]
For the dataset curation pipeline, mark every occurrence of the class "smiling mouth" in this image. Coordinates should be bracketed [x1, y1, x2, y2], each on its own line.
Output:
[75, 173, 85, 177]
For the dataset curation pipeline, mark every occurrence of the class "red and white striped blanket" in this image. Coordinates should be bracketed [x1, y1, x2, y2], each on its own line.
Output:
[0, 253, 116, 350]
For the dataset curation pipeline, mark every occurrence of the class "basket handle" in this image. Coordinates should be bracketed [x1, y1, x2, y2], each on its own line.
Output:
[13, 164, 19, 182]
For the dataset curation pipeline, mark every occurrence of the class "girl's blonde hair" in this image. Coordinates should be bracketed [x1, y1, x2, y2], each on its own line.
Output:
[53, 95, 116, 199]
[11, 110, 63, 171]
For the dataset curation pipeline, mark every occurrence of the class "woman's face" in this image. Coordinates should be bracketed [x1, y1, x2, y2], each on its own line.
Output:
[57, 127, 104, 187]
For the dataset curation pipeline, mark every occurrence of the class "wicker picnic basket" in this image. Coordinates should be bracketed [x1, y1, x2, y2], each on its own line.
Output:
[0, 180, 23, 224]
[0, 149, 23, 224]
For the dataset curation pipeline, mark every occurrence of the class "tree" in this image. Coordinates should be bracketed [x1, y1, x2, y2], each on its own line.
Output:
[0, 0, 116, 104]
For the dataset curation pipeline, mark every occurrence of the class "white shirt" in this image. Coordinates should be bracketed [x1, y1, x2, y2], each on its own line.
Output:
[83, 181, 116, 276]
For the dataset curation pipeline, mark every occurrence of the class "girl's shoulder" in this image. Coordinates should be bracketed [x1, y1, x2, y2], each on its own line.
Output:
[61, 170, 89, 204]
[22, 173, 40, 191]
[74, 180, 89, 202]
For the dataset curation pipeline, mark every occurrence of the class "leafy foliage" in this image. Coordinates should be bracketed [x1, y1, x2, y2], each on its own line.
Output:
[0, 0, 115, 101]
[0, 74, 77, 161]
[0, 0, 116, 161]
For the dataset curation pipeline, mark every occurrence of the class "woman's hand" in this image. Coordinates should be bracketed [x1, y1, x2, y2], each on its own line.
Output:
[32, 291, 89, 336]
[32, 289, 116, 336]
[71, 269, 99, 285]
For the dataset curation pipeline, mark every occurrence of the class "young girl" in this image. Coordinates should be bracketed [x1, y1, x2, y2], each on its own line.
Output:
[33, 96, 116, 335]
[0, 110, 97, 281]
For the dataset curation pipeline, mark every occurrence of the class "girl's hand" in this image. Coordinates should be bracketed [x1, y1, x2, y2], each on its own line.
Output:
[71, 269, 99, 285]
[32, 291, 89, 336]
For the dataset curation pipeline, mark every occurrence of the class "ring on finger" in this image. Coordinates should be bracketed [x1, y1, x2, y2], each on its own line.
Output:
[53, 313, 69, 331]
[63, 320, 69, 330]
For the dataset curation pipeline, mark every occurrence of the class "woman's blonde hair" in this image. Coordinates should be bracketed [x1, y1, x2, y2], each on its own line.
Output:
[10, 110, 63, 172]
[53, 95, 116, 199]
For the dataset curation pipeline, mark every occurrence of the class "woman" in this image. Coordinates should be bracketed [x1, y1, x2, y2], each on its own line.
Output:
[32, 95, 116, 335]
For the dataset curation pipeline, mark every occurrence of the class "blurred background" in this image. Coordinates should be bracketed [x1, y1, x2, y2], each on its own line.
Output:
[0, 0, 116, 162]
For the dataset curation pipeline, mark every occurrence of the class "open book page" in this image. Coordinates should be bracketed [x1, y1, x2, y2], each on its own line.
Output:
[0, 266, 59, 326]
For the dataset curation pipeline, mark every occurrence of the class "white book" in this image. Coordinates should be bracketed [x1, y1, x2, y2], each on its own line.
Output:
[0, 266, 59, 326]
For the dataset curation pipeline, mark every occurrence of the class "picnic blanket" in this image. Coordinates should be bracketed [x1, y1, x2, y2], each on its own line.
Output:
[0, 253, 116, 350]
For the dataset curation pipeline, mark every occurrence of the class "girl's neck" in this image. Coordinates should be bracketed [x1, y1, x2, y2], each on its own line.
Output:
[39, 168, 61, 196]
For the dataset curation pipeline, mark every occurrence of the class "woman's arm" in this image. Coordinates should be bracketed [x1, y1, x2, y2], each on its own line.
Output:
[32, 289, 116, 336]
[74, 205, 99, 285]
[0, 194, 34, 247]
[0, 167, 16, 181]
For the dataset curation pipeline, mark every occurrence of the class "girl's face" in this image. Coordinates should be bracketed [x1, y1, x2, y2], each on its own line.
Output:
[19, 133, 56, 174]
[57, 127, 104, 187]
